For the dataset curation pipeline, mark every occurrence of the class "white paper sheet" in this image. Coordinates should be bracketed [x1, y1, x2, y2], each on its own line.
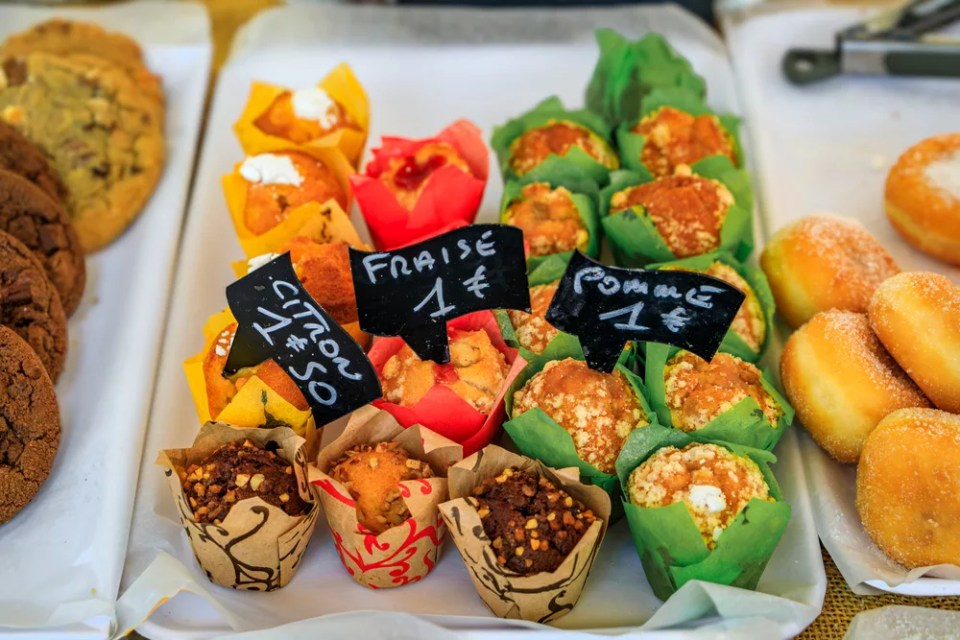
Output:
[117, 5, 825, 639]
[722, 1, 960, 596]
[0, 3, 211, 637]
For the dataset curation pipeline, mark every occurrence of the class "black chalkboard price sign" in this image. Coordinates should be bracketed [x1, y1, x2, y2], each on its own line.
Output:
[349, 224, 530, 363]
[223, 252, 382, 426]
[546, 252, 746, 372]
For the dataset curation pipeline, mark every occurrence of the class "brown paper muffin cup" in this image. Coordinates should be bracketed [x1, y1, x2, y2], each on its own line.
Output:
[310, 406, 464, 588]
[439, 445, 611, 623]
[157, 422, 320, 591]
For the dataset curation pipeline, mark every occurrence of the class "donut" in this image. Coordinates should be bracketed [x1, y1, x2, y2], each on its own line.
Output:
[781, 310, 930, 463]
[885, 133, 960, 265]
[857, 408, 960, 568]
[868, 271, 960, 413]
[760, 215, 899, 329]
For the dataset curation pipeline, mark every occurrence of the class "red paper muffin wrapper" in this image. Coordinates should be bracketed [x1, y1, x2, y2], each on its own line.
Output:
[350, 120, 489, 250]
[366, 310, 526, 455]
[309, 406, 463, 588]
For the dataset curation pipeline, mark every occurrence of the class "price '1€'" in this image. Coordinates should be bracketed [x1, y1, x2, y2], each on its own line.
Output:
[546, 252, 746, 372]
[349, 224, 531, 363]
[223, 252, 382, 426]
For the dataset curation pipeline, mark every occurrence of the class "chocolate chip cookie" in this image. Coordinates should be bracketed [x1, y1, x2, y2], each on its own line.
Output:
[0, 120, 66, 205]
[0, 230, 67, 381]
[0, 53, 165, 252]
[0, 170, 85, 317]
[1, 19, 164, 108]
[0, 325, 60, 525]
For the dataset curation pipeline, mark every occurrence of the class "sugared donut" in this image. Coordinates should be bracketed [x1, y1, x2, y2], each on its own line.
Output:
[868, 272, 960, 413]
[781, 310, 930, 463]
[857, 408, 960, 568]
[760, 215, 899, 329]
[885, 134, 960, 265]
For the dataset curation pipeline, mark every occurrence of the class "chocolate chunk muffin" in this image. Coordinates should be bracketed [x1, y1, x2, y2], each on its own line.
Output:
[0, 325, 60, 525]
[0, 121, 65, 204]
[0, 230, 67, 381]
[0, 170, 85, 316]
[329, 441, 434, 534]
[469, 466, 597, 575]
[179, 439, 308, 525]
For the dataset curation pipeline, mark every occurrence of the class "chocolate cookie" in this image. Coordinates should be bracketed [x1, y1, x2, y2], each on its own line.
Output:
[0, 230, 67, 381]
[0, 170, 85, 316]
[0, 120, 66, 204]
[0, 53, 165, 252]
[0, 325, 60, 525]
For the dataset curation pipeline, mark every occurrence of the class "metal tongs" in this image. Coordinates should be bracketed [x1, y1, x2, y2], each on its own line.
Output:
[783, 0, 960, 84]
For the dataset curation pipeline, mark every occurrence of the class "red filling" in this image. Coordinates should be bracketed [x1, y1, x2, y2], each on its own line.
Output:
[393, 154, 449, 192]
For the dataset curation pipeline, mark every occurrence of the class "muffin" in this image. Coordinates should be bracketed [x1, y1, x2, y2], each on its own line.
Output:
[508, 120, 619, 177]
[328, 441, 435, 534]
[627, 443, 772, 548]
[506, 281, 560, 354]
[664, 351, 782, 431]
[609, 173, 734, 258]
[380, 328, 509, 415]
[252, 86, 358, 145]
[512, 357, 647, 474]
[239, 151, 349, 235]
[631, 106, 737, 177]
[468, 466, 598, 574]
[179, 438, 308, 525]
[663, 260, 765, 353]
[378, 140, 472, 211]
[502, 183, 587, 257]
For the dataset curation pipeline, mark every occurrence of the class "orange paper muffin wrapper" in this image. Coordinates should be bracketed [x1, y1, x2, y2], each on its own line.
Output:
[350, 119, 489, 250]
[233, 64, 370, 168]
[309, 406, 463, 588]
[183, 308, 316, 439]
[439, 445, 611, 623]
[222, 148, 360, 259]
[157, 423, 321, 591]
[366, 310, 525, 455]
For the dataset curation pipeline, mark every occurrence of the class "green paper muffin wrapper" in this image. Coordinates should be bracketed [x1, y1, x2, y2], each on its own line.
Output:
[615, 88, 748, 183]
[157, 423, 321, 591]
[494, 252, 575, 355]
[585, 29, 706, 128]
[643, 343, 794, 451]
[438, 445, 611, 623]
[647, 251, 776, 361]
[614, 424, 791, 600]
[491, 96, 617, 184]
[501, 333, 654, 497]
[599, 155, 754, 267]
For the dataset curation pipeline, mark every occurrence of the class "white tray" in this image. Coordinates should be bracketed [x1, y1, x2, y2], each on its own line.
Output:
[722, 1, 960, 596]
[117, 5, 825, 639]
[0, 3, 211, 638]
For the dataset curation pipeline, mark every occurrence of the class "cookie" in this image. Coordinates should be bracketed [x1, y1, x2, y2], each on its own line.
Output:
[0, 120, 66, 204]
[0, 230, 67, 381]
[0, 53, 165, 252]
[1, 19, 163, 107]
[0, 170, 85, 316]
[0, 325, 60, 525]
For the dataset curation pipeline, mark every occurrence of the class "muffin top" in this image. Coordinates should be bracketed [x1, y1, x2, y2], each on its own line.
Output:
[664, 351, 782, 431]
[632, 106, 737, 178]
[470, 466, 598, 575]
[180, 439, 308, 525]
[329, 441, 434, 534]
[254, 86, 356, 143]
[503, 183, 586, 257]
[513, 358, 647, 474]
[508, 120, 618, 176]
[627, 443, 770, 548]
[380, 141, 471, 210]
[284, 238, 359, 326]
[610, 173, 733, 259]
[380, 328, 509, 414]
[506, 281, 560, 354]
